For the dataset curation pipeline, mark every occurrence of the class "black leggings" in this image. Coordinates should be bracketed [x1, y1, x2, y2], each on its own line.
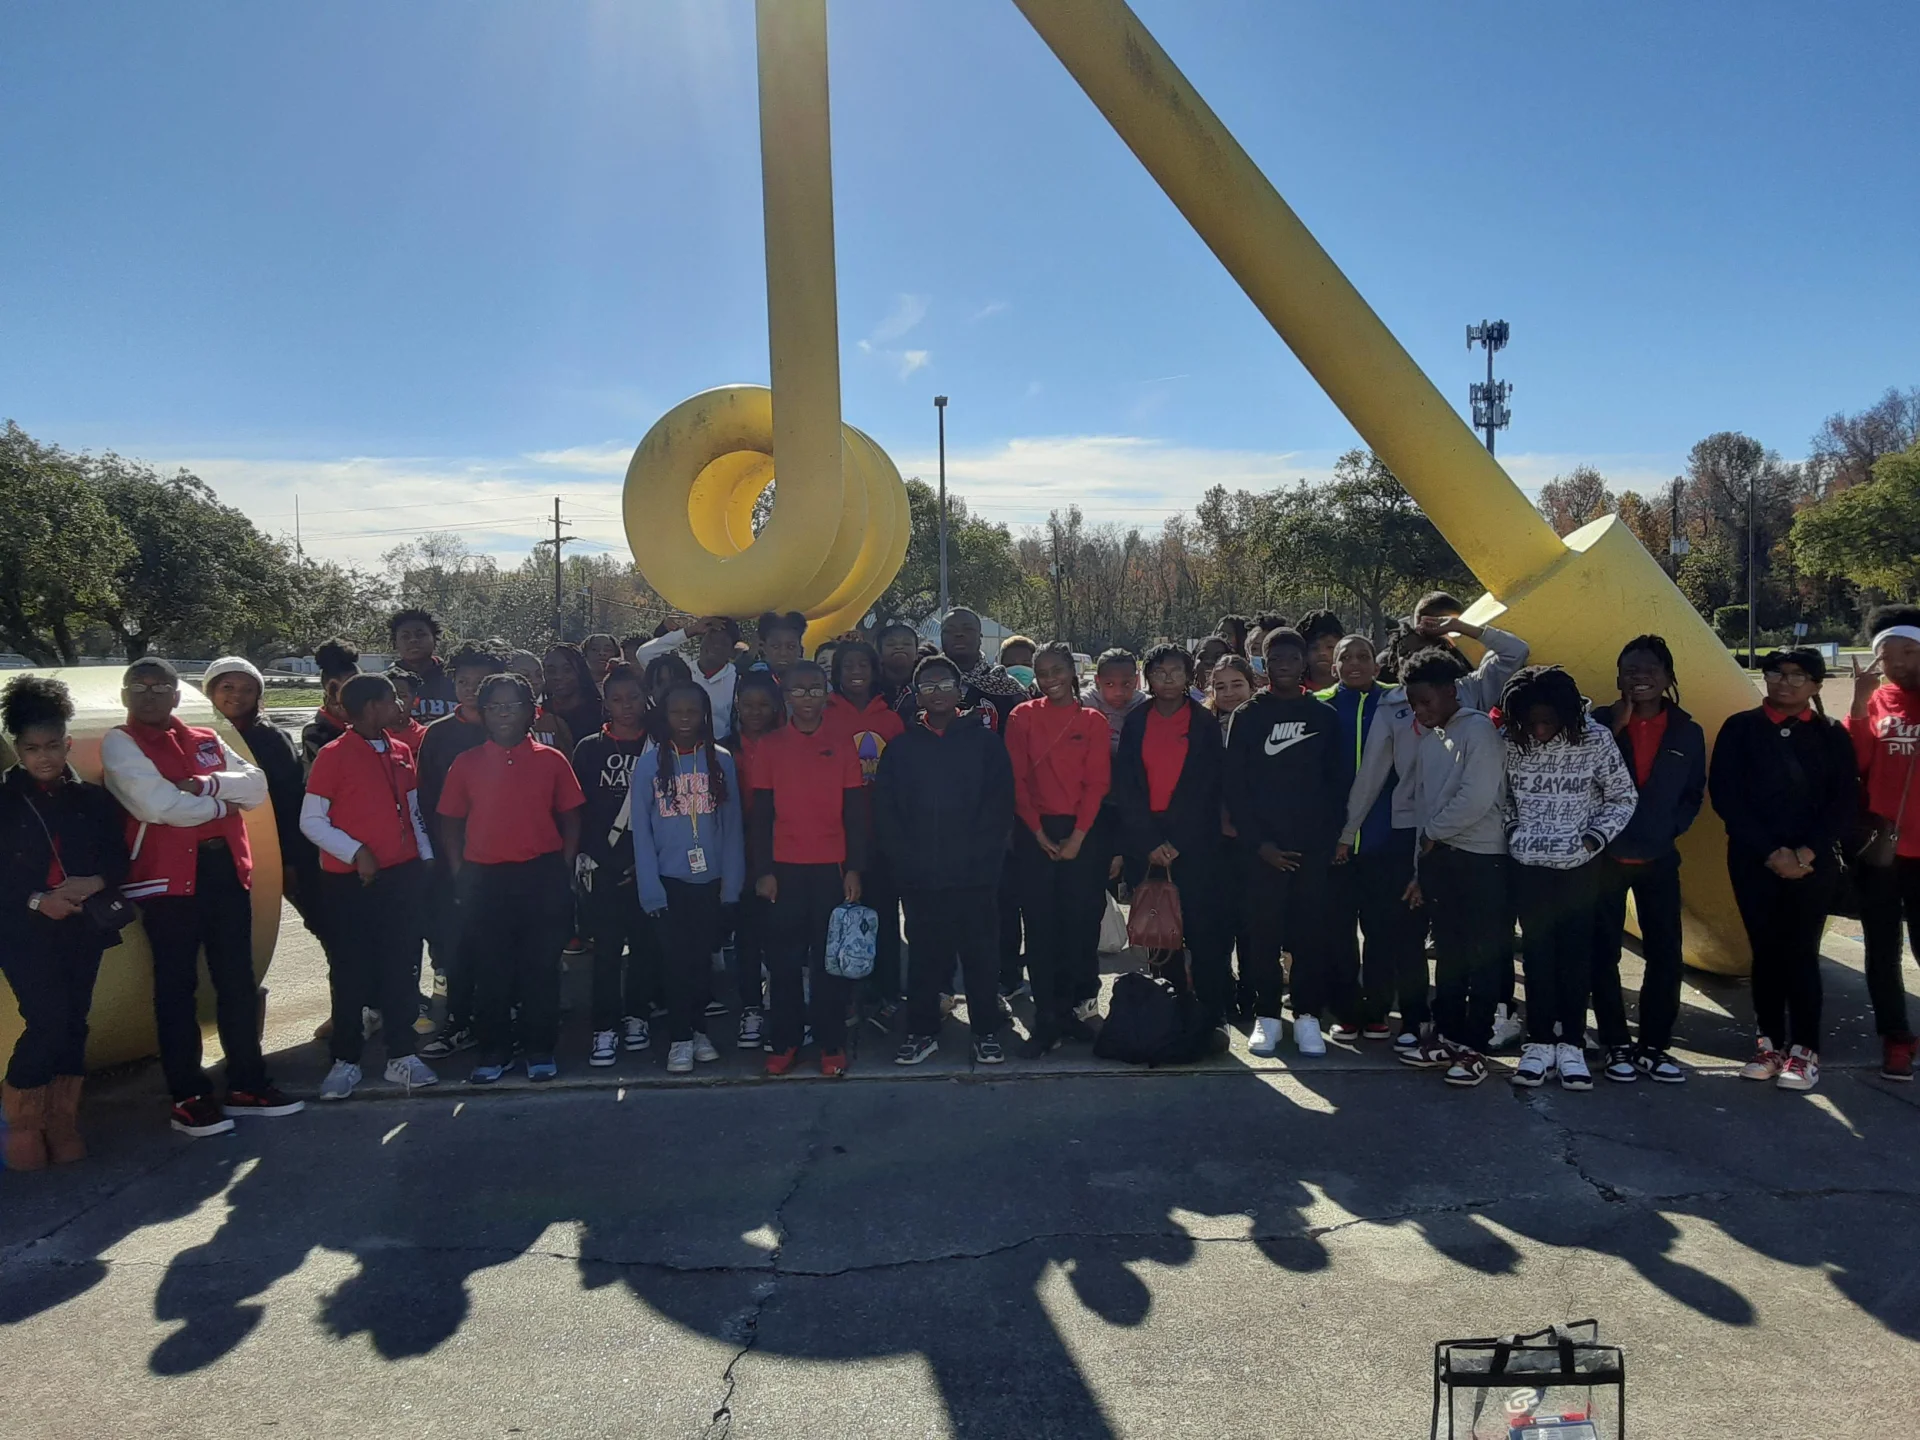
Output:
[1858, 855, 1920, 1039]
[1, 921, 107, 1088]
[766, 862, 850, 1054]
[318, 859, 428, 1065]
[1591, 853, 1684, 1051]
[660, 877, 724, 1043]
[1729, 850, 1837, 1052]
[1513, 859, 1602, 1046]
[1013, 820, 1103, 1036]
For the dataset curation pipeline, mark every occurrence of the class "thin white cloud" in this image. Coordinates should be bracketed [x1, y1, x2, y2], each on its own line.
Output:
[970, 300, 1010, 322]
[897, 350, 930, 378]
[1497, 451, 1684, 500]
[866, 292, 929, 344]
[522, 442, 634, 474]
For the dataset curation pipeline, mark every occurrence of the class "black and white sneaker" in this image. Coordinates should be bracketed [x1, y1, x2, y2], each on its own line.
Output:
[867, 998, 901, 1034]
[170, 1095, 234, 1138]
[704, 998, 730, 1019]
[737, 1008, 764, 1049]
[1602, 1045, 1638, 1084]
[420, 1025, 476, 1059]
[894, 1034, 939, 1066]
[1555, 1043, 1593, 1091]
[589, 1029, 619, 1067]
[1511, 1042, 1555, 1088]
[973, 1037, 1006, 1065]
[623, 1016, 650, 1052]
[224, 1085, 305, 1118]
[1633, 1046, 1686, 1084]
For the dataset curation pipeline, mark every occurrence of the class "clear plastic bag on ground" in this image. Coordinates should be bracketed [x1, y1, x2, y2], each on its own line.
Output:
[1433, 1322, 1624, 1439]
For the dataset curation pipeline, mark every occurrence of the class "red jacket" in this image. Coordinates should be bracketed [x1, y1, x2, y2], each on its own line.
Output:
[1005, 697, 1110, 834]
[101, 718, 263, 900]
[304, 731, 427, 873]
[1848, 684, 1920, 858]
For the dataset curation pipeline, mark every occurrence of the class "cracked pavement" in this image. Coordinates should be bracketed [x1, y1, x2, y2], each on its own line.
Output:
[2, 915, 1918, 1437]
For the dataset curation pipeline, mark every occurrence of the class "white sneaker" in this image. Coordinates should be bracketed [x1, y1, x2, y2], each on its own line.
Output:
[1072, 998, 1101, 1023]
[1292, 1015, 1327, 1057]
[1777, 1044, 1820, 1091]
[692, 1032, 720, 1063]
[1249, 1016, 1283, 1057]
[667, 1040, 695, 1074]
[1556, 1042, 1592, 1091]
[1511, 1042, 1556, 1087]
[1488, 1003, 1524, 1051]
[622, 1016, 650, 1052]
[589, 1030, 619, 1067]
[319, 1060, 361, 1101]
[385, 1054, 440, 1089]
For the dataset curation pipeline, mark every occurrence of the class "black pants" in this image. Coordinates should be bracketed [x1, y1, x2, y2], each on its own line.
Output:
[997, 848, 1025, 992]
[318, 860, 428, 1065]
[584, 877, 656, 1030]
[903, 886, 1002, 1038]
[766, 862, 850, 1054]
[1729, 850, 1837, 1052]
[1242, 855, 1332, 1019]
[1014, 818, 1104, 1037]
[425, 862, 481, 1032]
[1591, 853, 1684, 1051]
[1347, 829, 1429, 1030]
[1134, 847, 1233, 1024]
[660, 877, 725, 1043]
[1513, 859, 1602, 1045]
[141, 845, 267, 1101]
[463, 853, 571, 1064]
[1423, 844, 1509, 1053]
[1857, 855, 1920, 1039]
[862, 850, 905, 1001]
[1, 920, 107, 1088]
[734, 895, 769, 1012]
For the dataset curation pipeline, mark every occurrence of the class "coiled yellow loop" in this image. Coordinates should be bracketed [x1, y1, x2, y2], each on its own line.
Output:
[624, 385, 911, 647]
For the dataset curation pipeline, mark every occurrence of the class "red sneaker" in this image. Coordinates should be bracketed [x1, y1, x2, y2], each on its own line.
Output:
[1882, 1035, 1916, 1082]
[764, 1048, 799, 1077]
[819, 1051, 849, 1078]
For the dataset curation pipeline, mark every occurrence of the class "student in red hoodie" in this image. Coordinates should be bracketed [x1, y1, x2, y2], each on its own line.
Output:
[827, 640, 907, 1020]
[1848, 603, 1920, 1081]
[102, 659, 304, 1137]
[1005, 642, 1111, 1056]
[751, 661, 868, 1077]
[301, 674, 439, 1100]
[437, 673, 585, 1085]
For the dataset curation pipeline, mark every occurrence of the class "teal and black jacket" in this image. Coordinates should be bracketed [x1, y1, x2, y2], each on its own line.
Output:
[1317, 682, 1394, 854]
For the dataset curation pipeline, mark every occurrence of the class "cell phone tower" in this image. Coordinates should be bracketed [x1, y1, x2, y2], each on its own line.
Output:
[1466, 320, 1512, 455]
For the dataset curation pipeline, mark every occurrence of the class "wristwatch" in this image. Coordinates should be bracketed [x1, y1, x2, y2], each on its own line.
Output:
[27, 892, 44, 912]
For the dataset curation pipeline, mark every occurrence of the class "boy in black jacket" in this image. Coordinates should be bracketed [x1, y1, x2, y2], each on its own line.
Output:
[874, 656, 1017, 1066]
[1591, 636, 1707, 1083]
[1224, 629, 1348, 1058]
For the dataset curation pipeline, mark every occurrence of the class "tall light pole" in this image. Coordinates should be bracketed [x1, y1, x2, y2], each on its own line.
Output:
[934, 395, 950, 615]
[1466, 320, 1513, 455]
[1746, 468, 1757, 667]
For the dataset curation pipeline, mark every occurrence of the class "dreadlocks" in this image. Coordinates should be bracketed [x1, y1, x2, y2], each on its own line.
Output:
[652, 680, 729, 808]
[1499, 664, 1589, 748]
[1617, 634, 1680, 706]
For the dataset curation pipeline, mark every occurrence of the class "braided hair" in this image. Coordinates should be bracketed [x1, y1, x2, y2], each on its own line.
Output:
[1617, 634, 1680, 706]
[1500, 664, 1589, 748]
[652, 680, 729, 808]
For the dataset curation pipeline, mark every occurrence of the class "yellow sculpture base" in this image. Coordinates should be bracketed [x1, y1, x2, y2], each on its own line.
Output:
[0, 669, 282, 1073]
[1460, 517, 1755, 975]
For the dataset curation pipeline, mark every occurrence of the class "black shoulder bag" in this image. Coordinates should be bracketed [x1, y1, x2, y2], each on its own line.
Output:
[23, 794, 136, 936]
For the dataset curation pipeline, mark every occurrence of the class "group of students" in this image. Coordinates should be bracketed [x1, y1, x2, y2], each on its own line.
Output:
[5, 595, 1920, 1170]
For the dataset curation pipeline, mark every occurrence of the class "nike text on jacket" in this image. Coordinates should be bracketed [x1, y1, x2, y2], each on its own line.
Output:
[1223, 689, 1346, 859]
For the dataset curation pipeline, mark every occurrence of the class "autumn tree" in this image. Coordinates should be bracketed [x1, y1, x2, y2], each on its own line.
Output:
[1536, 465, 1617, 536]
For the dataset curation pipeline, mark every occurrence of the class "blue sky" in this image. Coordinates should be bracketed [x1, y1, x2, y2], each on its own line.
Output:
[4, 0, 1914, 569]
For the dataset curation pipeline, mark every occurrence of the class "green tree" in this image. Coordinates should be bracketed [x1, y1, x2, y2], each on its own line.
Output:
[872, 478, 1023, 625]
[0, 422, 134, 663]
[1792, 444, 1920, 598]
[85, 454, 301, 659]
[1257, 449, 1474, 641]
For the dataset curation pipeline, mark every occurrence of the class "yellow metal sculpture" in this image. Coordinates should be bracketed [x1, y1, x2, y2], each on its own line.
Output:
[624, 0, 1753, 970]
[0, 669, 284, 1070]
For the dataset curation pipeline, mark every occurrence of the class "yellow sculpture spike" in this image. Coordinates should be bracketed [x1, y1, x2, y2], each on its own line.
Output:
[1013, 0, 1754, 972]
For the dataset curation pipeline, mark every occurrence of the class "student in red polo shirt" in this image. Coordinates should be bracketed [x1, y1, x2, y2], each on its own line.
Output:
[1004, 642, 1111, 1056]
[437, 673, 585, 1085]
[825, 640, 907, 1022]
[302, 674, 440, 1100]
[751, 661, 868, 1076]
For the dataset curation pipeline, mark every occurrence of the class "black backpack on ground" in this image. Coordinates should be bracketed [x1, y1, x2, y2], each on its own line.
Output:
[1093, 970, 1216, 1067]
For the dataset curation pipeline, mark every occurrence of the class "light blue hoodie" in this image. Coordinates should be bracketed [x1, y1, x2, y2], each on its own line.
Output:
[630, 742, 746, 914]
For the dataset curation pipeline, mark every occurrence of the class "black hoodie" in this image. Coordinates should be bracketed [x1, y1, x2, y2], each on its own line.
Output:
[571, 728, 651, 878]
[873, 708, 1015, 891]
[1223, 687, 1346, 860]
[1605, 703, 1706, 863]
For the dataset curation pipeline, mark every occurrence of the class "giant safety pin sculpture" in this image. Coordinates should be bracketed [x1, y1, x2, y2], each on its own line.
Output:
[625, 0, 1756, 972]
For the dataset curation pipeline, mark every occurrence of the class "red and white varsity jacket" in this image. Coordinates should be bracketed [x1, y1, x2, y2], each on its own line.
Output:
[101, 718, 267, 900]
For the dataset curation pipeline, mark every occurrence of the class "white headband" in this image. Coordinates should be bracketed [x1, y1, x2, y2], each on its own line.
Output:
[1872, 625, 1920, 657]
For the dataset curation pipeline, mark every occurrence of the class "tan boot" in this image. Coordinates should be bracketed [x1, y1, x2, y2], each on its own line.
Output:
[2, 1082, 49, 1173]
[43, 1075, 85, 1164]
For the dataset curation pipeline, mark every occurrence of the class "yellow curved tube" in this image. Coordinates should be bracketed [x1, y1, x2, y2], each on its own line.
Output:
[0, 669, 282, 1072]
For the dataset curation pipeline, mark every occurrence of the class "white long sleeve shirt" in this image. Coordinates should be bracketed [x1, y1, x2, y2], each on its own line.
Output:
[635, 630, 740, 735]
[100, 729, 267, 825]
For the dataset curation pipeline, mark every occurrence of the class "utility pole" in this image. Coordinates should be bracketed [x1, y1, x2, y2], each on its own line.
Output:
[934, 395, 950, 615]
[1466, 320, 1513, 455]
[1667, 477, 1688, 579]
[546, 497, 579, 642]
[1745, 469, 1757, 667]
[1049, 515, 1066, 641]
[294, 495, 303, 561]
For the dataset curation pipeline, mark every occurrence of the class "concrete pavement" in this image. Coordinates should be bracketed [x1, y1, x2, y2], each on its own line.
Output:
[2, 908, 1918, 1438]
